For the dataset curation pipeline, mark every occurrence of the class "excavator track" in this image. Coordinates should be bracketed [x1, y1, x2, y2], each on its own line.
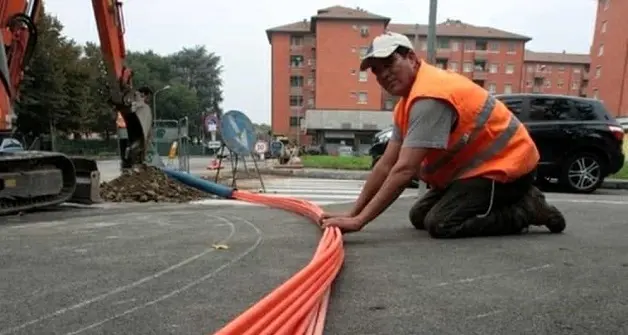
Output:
[0, 151, 77, 215]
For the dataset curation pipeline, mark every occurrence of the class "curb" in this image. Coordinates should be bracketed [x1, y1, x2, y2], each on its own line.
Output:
[262, 169, 628, 190]
[601, 179, 628, 190]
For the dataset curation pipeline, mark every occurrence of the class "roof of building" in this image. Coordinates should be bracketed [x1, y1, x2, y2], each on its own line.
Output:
[524, 50, 590, 64]
[266, 6, 390, 42]
[266, 7, 531, 42]
[388, 20, 531, 41]
[312, 5, 390, 21]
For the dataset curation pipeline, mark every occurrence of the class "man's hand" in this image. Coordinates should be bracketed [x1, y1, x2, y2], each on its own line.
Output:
[321, 216, 365, 234]
[318, 212, 352, 225]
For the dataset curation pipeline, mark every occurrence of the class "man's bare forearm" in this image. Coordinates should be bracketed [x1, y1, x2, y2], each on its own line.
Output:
[349, 163, 390, 216]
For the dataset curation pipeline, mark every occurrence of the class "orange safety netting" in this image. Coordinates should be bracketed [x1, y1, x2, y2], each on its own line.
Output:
[211, 189, 345, 335]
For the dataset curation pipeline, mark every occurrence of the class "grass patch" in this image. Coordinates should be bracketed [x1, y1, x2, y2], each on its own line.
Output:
[610, 140, 628, 179]
[301, 155, 372, 170]
[611, 164, 628, 179]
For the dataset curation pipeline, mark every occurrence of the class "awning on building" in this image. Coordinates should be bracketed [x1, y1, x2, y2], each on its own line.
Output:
[304, 109, 393, 131]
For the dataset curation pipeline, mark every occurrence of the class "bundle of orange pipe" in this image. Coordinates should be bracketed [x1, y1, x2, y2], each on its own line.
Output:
[211, 190, 345, 335]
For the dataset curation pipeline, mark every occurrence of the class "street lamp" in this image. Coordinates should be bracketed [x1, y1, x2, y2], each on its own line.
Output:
[153, 85, 171, 126]
[426, 0, 438, 64]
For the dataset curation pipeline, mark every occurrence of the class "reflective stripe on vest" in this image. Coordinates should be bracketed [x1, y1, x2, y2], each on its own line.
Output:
[421, 94, 496, 175]
[450, 114, 522, 180]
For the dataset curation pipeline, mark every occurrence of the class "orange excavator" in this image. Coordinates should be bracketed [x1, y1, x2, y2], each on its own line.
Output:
[0, 0, 152, 215]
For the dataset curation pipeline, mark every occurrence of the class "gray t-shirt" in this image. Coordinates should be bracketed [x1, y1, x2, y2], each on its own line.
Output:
[391, 98, 458, 149]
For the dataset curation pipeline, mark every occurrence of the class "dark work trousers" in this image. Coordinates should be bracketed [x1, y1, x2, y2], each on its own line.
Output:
[409, 172, 539, 238]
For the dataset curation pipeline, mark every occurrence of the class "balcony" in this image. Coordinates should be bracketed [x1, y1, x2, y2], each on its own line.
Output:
[472, 71, 488, 81]
[533, 71, 545, 79]
[436, 49, 451, 58]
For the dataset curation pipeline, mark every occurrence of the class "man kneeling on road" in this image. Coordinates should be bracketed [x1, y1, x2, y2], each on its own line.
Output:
[321, 32, 566, 238]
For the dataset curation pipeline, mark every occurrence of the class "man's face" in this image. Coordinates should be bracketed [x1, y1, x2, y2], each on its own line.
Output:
[369, 52, 417, 96]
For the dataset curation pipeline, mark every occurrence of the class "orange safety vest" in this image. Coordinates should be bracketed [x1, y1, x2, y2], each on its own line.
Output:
[393, 61, 539, 189]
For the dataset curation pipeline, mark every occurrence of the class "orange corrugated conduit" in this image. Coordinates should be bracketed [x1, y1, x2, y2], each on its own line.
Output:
[211, 189, 345, 335]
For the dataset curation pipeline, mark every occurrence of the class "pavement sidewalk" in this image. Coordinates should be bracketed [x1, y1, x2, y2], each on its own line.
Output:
[260, 167, 628, 190]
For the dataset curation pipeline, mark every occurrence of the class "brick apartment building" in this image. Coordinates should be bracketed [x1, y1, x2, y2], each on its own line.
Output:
[522, 51, 590, 96]
[266, 5, 593, 150]
[587, 0, 628, 116]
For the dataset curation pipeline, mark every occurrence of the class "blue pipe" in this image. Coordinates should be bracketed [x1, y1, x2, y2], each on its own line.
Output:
[161, 168, 235, 199]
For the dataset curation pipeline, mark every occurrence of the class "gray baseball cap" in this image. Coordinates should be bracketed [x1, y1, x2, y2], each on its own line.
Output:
[359, 32, 415, 71]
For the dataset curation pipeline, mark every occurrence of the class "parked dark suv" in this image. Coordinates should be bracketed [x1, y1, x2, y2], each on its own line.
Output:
[369, 94, 625, 193]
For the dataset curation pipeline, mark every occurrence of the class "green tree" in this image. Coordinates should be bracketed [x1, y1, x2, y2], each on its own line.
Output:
[15, 12, 77, 137]
[79, 42, 115, 139]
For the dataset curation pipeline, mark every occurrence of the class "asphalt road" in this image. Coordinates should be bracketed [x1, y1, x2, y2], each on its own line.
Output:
[2, 189, 628, 335]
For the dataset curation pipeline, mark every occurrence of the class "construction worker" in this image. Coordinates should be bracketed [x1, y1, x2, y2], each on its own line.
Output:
[321, 32, 566, 238]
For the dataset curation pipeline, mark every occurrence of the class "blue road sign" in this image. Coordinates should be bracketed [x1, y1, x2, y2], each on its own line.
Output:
[220, 110, 256, 155]
[270, 141, 284, 156]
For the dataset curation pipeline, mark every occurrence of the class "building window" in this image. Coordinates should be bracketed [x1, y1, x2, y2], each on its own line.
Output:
[463, 62, 473, 73]
[557, 66, 565, 72]
[359, 25, 369, 37]
[358, 71, 368, 82]
[384, 99, 395, 110]
[290, 55, 304, 68]
[603, 0, 610, 11]
[437, 37, 450, 49]
[595, 66, 601, 78]
[545, 79, 551, 88]
[359, 47, 369, 58]
[572, 82, 579, 90]
[601, 21, 607, 33]
[449, 62, 458, 72]
[527, 66, 534, 73]
[289, 95, 303, 107]
[489, 64, 498, 73]
[557, 80, 564, 88]
[307, 98, 314, 108]
[507, 42, 516, 53]
[505, 64, 515, 74]
[503, 84, 512, 94]
[289, 117, 303, 127]
[290, 75, 304, 87]
[290, 35, 303, 47]
[598, 44, 604, 56]
[593, 89, 599, 99]
[307, 75, 314, 86]
[357, 92, 368, 104]
[488, 83, 497, 93]
[464, 40, 475, 51]
[573, 68, 581, 74]
[451, 41, 459, 51]
[475, 40, 488, 51]
[489, 42, 500, 52]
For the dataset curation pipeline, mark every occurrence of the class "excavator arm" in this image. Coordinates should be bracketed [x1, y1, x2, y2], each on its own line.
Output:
[92, 0, 152, 166]
[0, 0, 40, 130]
[0, 0, 152, 215]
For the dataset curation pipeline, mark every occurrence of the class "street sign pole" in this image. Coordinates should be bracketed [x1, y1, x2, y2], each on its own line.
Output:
[219, 110, 266, 192]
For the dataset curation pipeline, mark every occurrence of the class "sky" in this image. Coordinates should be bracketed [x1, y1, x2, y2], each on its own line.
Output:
[46, 0, 597, 124]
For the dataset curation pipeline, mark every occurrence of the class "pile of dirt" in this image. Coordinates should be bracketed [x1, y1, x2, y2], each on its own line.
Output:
[100, 165, 209, 203]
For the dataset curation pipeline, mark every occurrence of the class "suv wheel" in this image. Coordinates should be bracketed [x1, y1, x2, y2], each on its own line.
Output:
[560, 152, 605, 193]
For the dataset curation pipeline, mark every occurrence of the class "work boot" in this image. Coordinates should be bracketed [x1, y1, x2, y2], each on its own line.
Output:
[523, 187, 567, 233]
